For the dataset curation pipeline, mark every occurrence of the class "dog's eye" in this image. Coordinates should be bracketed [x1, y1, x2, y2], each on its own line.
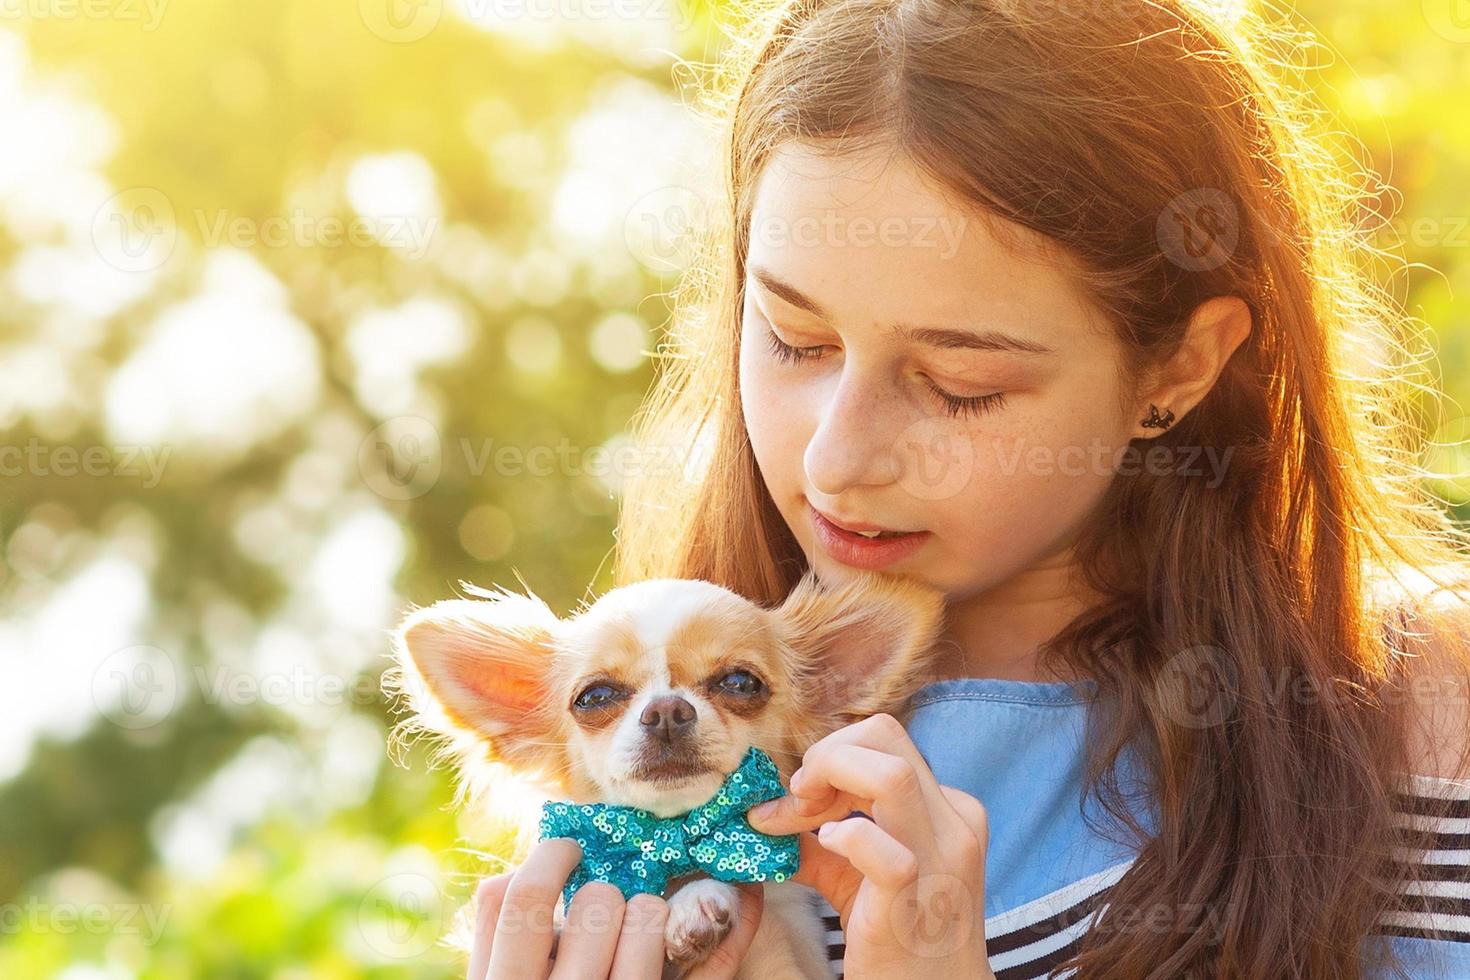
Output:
[573, 684, 623, 710]
[717, 670, 764, 696]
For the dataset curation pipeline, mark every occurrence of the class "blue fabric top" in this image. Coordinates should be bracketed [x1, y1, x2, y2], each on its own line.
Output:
[813, 675, 1470, 979]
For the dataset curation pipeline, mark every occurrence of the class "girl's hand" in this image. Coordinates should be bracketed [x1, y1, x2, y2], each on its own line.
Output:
[745, 713, 994, 979]
[463, 837, 767, 980]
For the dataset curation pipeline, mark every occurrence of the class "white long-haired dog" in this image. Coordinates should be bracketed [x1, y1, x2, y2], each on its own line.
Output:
[385, 569, 946, 977]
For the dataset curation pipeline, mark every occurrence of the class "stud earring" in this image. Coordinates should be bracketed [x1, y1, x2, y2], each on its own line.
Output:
[1140, 404, 1175, 430]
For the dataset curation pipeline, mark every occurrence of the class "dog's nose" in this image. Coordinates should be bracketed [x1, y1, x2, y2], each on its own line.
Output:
[639, 695, 696, 740]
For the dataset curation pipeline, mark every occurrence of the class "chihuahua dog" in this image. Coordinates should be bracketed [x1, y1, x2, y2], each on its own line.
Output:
[386, 569, 947, 978]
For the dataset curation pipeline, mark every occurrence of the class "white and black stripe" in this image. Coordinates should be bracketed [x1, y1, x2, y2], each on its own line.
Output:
[980, 859, 1130, 980]
[818, 901, 845, 977]
[1376, 775, 1470, 945]
[816, 777, 1470, 978]
[816, 859, 1129, 979]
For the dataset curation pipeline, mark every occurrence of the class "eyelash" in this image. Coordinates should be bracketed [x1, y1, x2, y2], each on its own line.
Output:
[761, 325, 1009, 420]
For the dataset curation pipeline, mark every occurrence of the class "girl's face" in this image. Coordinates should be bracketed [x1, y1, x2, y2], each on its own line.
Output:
[739, 140, 1143, 600]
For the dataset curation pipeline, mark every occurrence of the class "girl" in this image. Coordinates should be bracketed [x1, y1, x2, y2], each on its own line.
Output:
[467, 0, 1470, 975]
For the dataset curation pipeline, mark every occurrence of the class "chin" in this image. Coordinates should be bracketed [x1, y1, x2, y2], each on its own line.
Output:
[610, 769, 728, 818]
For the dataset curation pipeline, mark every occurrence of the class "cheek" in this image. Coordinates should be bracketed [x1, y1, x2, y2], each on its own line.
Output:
[962, 363, 1134, 505]
[973, 441, 1115, 520]
[739, 330, 805, 488]
[698, 696, 766, 755]
[564, 728, 615, 782]
[936, 412, 1128, 553]
[706, 688, 772, 723]
[570, 700, 632, 739]
[578, 706, 651, 767]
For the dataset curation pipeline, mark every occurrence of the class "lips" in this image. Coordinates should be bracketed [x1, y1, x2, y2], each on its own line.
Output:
[808, 504, 912, 535]
[630, 756, 711, 783]
[807, 501, 931, 570]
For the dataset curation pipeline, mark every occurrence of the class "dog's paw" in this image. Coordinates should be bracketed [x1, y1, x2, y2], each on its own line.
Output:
[664, 878, 737, 970]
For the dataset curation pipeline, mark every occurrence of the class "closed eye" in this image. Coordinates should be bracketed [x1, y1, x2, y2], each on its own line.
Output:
[763, 325, 829, 363]
[919, 377, 1008, 419]
[763, 324, 1008, 420]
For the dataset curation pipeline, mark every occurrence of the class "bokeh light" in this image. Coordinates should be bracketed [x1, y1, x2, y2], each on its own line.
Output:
[0, 1, 1466, 977]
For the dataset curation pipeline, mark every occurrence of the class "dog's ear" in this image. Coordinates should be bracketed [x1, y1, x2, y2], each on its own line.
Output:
[774, 570, 947, 726]
[390, 583, 564, 771]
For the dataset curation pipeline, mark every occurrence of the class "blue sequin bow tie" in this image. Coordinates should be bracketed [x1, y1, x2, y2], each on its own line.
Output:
[537, 745, 800, 906]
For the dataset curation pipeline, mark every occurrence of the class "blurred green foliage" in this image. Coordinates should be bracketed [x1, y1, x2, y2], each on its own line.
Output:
[0, 0, 1465, 976]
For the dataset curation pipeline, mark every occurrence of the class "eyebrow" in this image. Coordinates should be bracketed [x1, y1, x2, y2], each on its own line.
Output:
[749, 266, 1057, 356]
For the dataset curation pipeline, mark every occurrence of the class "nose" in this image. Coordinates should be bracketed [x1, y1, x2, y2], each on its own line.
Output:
[804, 368, 899, 496]
[639, 695, 696, 742]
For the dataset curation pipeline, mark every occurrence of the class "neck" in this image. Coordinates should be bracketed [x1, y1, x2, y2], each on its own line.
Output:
[930, 545, 1103, 684]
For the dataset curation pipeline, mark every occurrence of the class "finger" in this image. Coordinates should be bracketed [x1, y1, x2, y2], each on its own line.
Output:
[467, 874, 513, 980]
[746, 785, 857, 836]
[815, 817, 919, 892]
[608, 893, 669, 980]
[547, 881, 624, 980]
[938, 785, 990, 854]
[486, 838, 583, 980]
[787, 782, 841, 815]
[683, 881, 765, 980]
[761, 828, 858, 921]
[748, 716, 934, 837]
[805, 713, 948, 814]
[789, 744, 935, 855]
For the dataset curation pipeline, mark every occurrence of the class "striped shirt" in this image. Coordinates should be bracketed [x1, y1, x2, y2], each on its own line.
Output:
[814, 677, 1470, 978]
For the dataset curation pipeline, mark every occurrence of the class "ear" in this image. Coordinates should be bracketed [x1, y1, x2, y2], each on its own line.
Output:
[1135, 295, 1252, 435]
[774, 570, 948, 726]
[390, 582, 563, 770]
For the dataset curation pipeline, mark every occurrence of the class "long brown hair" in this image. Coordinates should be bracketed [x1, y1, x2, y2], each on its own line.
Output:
[613, 0, 1470, 975]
